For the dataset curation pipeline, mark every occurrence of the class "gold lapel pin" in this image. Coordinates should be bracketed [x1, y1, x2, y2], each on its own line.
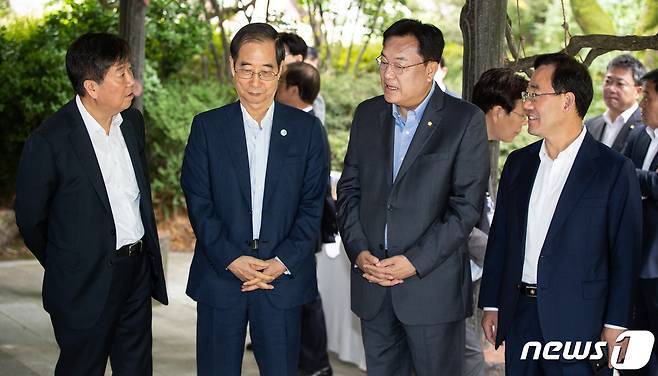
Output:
[427, 121, 433, 127]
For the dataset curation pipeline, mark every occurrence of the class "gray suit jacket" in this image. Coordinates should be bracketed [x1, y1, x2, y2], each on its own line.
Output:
[337, 86, 489, 325]
[585, 107, 642, 152]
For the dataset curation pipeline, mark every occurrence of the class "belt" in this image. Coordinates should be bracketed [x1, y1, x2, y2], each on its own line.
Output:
[247, 239, 259, 250]
[518, 282, 538, 298]
[117, 239, 143, 257]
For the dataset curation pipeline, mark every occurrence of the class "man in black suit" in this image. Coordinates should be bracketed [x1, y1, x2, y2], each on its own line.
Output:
[337, 19, 489, 375]
[623, 68, 658, 375]
[14, 33, 168, 375]
[586, 54, 645, 152]
[277, 61, 335, 376]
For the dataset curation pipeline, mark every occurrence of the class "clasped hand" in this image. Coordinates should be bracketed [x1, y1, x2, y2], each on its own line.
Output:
[355, 250, 416, 286]
[227, 255, 287, 292]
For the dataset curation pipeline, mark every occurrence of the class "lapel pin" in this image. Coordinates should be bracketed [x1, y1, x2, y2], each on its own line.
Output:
[280, 129, 287, 137]
[427, 121, 433, 127]
[630, 124, 635, 130]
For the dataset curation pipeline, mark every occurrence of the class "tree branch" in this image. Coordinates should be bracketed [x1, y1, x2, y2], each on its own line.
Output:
[507, 33, 658, 71]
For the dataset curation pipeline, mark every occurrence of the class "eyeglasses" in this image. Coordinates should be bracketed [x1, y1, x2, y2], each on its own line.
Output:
[510, 110, 527, 119]
[376, 56, 427, 75]
[521, 91, 564, 102]
[234, 69, 279, 81]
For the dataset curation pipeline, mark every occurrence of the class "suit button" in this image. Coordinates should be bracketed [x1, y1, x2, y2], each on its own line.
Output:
[378, 244, 384, 250]
[107, 259, 113, 267]
[387, 204, 392, 211]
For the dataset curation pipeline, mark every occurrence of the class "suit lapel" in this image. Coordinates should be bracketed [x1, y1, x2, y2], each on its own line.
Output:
[224, 102, 252, 208]
[392, 87, 444, 185]
[543, 133, 598, 246]
[590, 117, 605, 141]
[120, 115, 154, 215]
[379, 106, 394, 187]
[510, 145, 541, 252]
[263, 103, 290, 205]
[612, 108, 641, 151]
[66, 100, 112, 214]
[635, 131, 651, 167]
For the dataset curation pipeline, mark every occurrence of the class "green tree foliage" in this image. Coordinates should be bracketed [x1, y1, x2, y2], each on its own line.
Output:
[0, 0, 211, 204]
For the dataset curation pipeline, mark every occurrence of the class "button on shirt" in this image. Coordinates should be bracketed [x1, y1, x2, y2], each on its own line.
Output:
[385, 84, 435, 249]
[241, 103, 274, 239]
[642, 126, 658, 171]
[601, 103, 638, 147]
[75, 95, 144, 250]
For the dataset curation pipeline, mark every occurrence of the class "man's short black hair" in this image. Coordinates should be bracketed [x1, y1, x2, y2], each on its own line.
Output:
[281, 62, 320, 105]
[65, 33, 130, 97]
[642, 69, 658, 93]
[230, 23, 285, 69]
[607, 54, 646, 86]
[278, 32, 307, 59]
[534, 53, 593, 119]
[382, 19, 444, 63]
[472, 68, 528, 114]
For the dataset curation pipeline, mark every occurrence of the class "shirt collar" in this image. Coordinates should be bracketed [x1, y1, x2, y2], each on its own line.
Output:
[539, 126, 587, 162]
[302, 105, 313, 113]
[241, 101, 275, 131]
[75, 95, 123, 135]
[603, 102, 638, 126]
[392, 83, 436, 126]
[646, 126, 657, 141]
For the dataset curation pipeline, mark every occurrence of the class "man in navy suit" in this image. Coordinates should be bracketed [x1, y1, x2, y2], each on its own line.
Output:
[181, 23, 328, 376]
[15, 33, 168, 375]
[479, 53, 642, 375]
[623, 68, 658, 375]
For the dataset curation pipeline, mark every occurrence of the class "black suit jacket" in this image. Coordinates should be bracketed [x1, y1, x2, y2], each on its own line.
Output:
[585, 107, 642, 152]
[337, 86, 489, 325]
[624, 125, 658, 278]
[15, 100, 168, 329]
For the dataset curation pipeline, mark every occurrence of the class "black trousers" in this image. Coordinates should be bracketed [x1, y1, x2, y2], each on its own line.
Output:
[299, 295, 331, 374]
[51, 250, 152, 376]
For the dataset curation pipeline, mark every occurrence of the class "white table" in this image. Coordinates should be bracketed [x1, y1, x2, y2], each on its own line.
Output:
[317, 237, 367, 371]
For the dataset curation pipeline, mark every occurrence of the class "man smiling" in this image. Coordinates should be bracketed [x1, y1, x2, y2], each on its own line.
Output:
[337, 19, 489, 375]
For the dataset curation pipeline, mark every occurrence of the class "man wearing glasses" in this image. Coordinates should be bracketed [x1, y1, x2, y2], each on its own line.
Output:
[181, 23, 328, 375]
[479, 53, 642, 374]
[337, 19, 489, 375]
[586, 54, 645, 153]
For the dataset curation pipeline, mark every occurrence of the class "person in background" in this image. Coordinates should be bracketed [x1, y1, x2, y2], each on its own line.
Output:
[306, 46, 327, 125]
[467, 67, 528, 376]
[479, 53, 642, 375]
[622, 68, 658, 375]
[586, 54, 645, 152]
[433, 57, 459, 98]
[181, 23, 328, 375]
[15, 32, 168, 375]
[276, 61, 335, 376]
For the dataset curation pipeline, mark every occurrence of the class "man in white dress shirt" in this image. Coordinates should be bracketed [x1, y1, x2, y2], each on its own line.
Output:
[479, 53, 642, 375]
[585, 54, 645, 153]
[15, 33, 168, 375]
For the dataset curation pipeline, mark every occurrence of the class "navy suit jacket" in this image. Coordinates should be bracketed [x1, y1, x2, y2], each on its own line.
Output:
[15, 100, 168, 329]
[585, 107, 642, 152]
[479, 132, 642, 347]
[181, 101, 328, 310]
[624, 125, 658, 278]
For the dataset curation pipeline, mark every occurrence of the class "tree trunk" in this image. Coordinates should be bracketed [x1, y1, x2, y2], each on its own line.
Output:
[460, 0, 507, 198]
[343, 0, 362, 73]
[353, 0, 384, 73]
[119, 0, 147, 112]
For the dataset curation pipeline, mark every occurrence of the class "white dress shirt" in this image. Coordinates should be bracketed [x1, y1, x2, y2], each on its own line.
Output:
[241, 103, 274, 240]
[601, 103, 638, 147]
[642, 126, 658, 171]
[75, 95, 144, 250]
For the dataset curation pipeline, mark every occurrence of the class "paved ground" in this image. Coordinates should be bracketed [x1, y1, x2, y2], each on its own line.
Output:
[0, 252, 364, 375]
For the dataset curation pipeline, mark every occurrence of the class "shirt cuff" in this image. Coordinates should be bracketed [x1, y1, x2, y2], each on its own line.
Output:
[275, 256, 291, 275]
[483, 307, 499, 311]
[604, 323, 626, 330]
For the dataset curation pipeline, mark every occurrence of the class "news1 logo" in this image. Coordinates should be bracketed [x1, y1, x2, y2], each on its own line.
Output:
[520, 330, 655, 370]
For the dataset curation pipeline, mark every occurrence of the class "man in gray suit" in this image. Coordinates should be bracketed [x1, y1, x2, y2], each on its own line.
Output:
[586, 54, 645, 152]
[337, 19, 489, 376]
